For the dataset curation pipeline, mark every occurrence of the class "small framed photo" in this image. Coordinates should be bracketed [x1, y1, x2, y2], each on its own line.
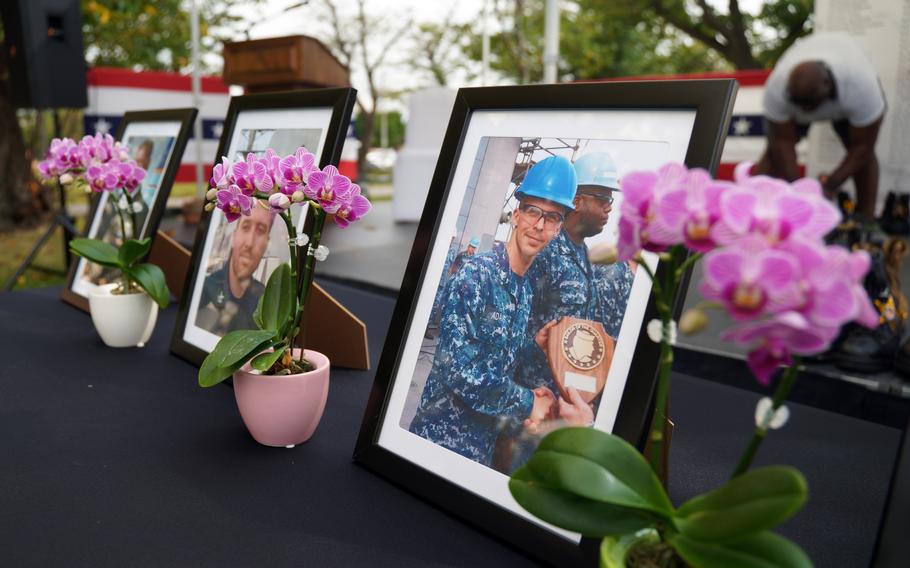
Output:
[61, 108, 198, 311]
[170, 88, 356, 366]
[354, 81, 736, 565]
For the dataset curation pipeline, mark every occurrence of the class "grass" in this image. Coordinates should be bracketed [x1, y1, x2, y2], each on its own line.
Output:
[0, 223, 71, 290]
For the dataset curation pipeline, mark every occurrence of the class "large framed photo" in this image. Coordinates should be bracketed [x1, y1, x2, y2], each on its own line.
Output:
[354, 81, 736, 565]
[61, 108, 198, 311]
[170, 88, 356, 366]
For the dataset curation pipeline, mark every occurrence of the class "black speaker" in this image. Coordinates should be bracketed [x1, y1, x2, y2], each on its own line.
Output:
[0, 0, 87, 108]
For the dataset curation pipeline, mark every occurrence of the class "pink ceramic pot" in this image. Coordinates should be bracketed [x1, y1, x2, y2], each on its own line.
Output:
[233, 349, 330, 448]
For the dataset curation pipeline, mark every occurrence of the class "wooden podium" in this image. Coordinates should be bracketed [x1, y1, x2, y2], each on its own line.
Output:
[546, 317, 614, 403]
[223, 36, 350, 92]
[149, 230, 370, 370]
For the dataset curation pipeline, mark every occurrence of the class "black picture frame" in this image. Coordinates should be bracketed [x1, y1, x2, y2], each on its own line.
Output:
[61, 107, 198, 311]
[169, 88, 357, 367]
[871, 415, 910, 568]
[353, 80, 737, 566]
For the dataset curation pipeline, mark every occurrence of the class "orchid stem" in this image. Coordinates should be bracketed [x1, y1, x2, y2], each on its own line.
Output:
[293, 207, 326, 365]
[731, 358, 801, 477]
[113, 193, 131, 291]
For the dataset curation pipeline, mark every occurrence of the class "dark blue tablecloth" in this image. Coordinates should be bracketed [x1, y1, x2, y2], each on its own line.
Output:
[0, 284, 902, 567]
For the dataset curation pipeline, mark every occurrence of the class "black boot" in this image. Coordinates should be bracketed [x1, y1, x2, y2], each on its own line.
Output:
[832, 249, 904, 373]
[894, 336, 910, 378]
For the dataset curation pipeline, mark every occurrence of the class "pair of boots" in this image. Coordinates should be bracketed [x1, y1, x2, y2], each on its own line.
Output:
[832, 239, 909, 375]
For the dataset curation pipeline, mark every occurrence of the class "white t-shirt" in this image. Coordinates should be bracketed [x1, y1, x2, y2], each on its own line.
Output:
[763, 32, 885, 127]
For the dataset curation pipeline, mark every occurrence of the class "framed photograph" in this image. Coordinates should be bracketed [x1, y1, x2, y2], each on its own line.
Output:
[170, 88, 357, 366]
[61, 108, 198, 311]
[354, 81, 736, 565]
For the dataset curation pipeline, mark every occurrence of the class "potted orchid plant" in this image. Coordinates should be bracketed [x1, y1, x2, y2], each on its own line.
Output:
[197, 147, 370, 448]
[509, 163, 877, 567]
[38, 134, 170, 348]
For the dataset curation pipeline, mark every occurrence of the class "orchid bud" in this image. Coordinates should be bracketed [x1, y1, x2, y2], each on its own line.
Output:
[588, 242, 618, 265]
[269, 192, 291, 211]
[59, 173, 74, 185]
[205, 188, 217, 201]
[292, 190, 305, 203]
[679, 308, 709, 335]
[204, 202, 215, 212]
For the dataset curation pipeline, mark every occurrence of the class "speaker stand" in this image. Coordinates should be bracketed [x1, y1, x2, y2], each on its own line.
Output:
[3, 208, 80, 291]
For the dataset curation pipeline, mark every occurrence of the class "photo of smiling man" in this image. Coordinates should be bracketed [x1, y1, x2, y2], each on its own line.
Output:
[195, 205, 275, 335]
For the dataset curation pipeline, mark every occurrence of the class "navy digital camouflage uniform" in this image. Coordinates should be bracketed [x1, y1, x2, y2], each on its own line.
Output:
[518, 228, 601, 395]
[409, 242, 537, 466]
[429, 245, 458, 325]
[507, 229, 635, 472]
[593, 260, 635, 339]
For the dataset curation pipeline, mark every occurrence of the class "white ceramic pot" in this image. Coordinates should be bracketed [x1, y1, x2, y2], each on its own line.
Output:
[87, 283, 159, 348]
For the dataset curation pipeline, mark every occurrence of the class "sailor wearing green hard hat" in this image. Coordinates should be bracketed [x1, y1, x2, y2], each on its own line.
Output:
[409, 155, 577, 468]
[502, 152, 635, 473]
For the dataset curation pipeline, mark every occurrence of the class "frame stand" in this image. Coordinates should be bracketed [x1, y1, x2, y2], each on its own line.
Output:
[149, 230, 370, 370]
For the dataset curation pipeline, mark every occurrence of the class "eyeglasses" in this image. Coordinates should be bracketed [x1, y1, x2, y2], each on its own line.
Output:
[578, 190, 614, 206]
[518, 203, 564, 228]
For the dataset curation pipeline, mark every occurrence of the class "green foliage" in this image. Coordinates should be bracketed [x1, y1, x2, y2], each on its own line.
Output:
[355, 112, 405, 150]
[250, 345, 287, 372]
[458, 0, 813, 82]
[198, 329, 279, 387]
[253, 263, 295, 333]
[70, 236, 170, 307]
[122, 263, 169, 308]
[509, 428, 811, 567]
[674, 466, 808, 542]
[117, 238, 152, 266]
[81, 0, 265, 72]
[69, 238, 121, 268]
[668, 531, 812, 568]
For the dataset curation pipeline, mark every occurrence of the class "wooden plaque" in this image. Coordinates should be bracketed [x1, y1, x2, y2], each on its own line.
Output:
[546, 317, 615, 403]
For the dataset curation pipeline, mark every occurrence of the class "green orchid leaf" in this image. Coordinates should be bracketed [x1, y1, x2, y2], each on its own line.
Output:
[69, 238, 122, 268]
[669, 530, 812, 568]
[198, 329, 278, 387]
[123, 263, 170, 309]
[118, 238, 152, 267]
[600, 529, 661, 568]
[254, 263, 294, 332]
[250, 345, 287, 372]
[675, 466, 808, 542]
[509, 466, 657, 538]
[530, 428, 674, 517]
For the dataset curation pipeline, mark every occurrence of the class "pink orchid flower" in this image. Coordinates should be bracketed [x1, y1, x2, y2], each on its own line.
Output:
[333, 184, 372, 227]
[216, 184, 253, 222]
[306, 165, 353, 214]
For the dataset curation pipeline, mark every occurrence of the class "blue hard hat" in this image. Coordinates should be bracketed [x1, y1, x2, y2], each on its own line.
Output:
[573, 152, 621, 191]
[515, 155, 577, 210]
[468, 236, 480, 248]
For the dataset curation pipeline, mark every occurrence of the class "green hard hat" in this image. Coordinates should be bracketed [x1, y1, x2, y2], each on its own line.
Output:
[573, 152, 620, 191]
[515, 155, 577, 210]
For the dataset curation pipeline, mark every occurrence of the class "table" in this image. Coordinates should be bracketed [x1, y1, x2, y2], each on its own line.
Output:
[0, 284, 903, 567]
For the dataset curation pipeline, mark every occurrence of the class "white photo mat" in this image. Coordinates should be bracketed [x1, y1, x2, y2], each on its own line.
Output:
[181, 107, 332, 353]
[71, 120, 182, 298]
[376, 108, 697, 540]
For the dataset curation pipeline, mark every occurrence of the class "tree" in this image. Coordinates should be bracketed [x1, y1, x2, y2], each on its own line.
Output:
[461, 0, 813, 84]
[318, 0, 412, 177]
[408, 7, 473, 87]
[82, 0, 264, 72]
[644, 0, 813, 70]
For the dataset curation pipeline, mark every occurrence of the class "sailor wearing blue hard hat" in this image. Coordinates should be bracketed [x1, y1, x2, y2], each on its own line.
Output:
[504, 152, 636, 472]
[410, 155, 578, 468]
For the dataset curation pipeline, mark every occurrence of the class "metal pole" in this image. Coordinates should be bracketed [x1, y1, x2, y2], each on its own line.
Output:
[190, 0, 205, 197]
[481, 0, 490, 86]
[543, 0, 559, 83]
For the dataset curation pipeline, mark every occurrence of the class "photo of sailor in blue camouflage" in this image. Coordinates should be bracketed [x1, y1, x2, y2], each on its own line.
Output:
[401, 137, 638, 472]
